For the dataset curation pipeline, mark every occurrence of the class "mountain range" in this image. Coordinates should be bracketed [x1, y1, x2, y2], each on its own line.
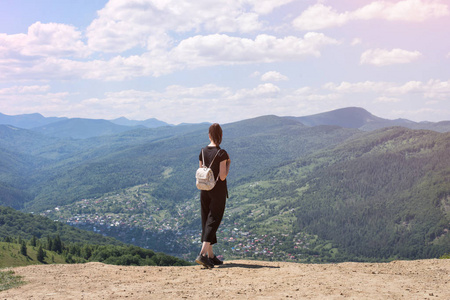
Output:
[0, 113, 172, 139]
[0, 107, 449, 262]
[290, 107, 450, 132]
[1, 107, 450, 140]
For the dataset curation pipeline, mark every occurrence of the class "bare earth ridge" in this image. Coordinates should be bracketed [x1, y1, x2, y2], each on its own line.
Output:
[1, 259, 449, 299]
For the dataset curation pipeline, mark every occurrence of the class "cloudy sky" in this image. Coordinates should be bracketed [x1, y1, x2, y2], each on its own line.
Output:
[0, 0, 449, 124]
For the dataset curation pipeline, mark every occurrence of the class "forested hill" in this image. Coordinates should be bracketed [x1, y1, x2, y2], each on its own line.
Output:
[0, 206, 122, 245]
[0, 206, 189, 267]
[290, 107, 450, 132]
[1, 111, 449, 262]
[240, 126, 450, 259]
[0, 116, 361, 212]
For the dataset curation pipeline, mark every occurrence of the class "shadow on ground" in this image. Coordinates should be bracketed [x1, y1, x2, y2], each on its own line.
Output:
[218, 262, 280, 269]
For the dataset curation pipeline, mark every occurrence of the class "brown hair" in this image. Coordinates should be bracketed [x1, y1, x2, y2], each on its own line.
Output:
[209, 123, 223, 146]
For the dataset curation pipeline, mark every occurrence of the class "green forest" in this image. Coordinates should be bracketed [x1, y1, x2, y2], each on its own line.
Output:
[1, 114, 449, 263]
[249, 127, 450, 260]
[0, 237, 189, 268]
[0, 206, 189, 267]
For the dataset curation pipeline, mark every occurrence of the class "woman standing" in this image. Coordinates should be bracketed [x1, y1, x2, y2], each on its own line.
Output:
[195, 123, 230, 269]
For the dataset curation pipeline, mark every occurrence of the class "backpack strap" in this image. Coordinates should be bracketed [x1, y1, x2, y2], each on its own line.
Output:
[202, 148, 222, 169]
[201, 149, 205, 167]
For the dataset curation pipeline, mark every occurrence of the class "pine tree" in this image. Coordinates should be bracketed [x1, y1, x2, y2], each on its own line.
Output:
[46, 236, 53, 251]
[83, 245, 92, 260]
[20, 241, 27, 257]
[37, 246, 46, 262]
[30, 235, 37, 247]
[52, 235, 62, 254]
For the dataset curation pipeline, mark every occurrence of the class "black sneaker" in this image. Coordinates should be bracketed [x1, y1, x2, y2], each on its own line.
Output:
[195, 255, 214, 269]
[210, 255, 223, 266]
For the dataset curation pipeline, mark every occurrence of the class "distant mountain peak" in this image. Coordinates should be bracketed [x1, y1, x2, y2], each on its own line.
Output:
[110, 116, 170, 128]
[291, 107, 383, 129]
[113, 117, 130, 121]
[0, 112, 67, 129]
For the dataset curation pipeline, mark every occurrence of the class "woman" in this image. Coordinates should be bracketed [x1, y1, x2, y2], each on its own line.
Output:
[195, 123, 231, 269]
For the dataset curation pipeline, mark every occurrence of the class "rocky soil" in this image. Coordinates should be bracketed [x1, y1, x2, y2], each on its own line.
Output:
[1, 259, 449, 299]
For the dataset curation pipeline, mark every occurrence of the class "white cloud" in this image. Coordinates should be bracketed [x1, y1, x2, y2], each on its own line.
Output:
[0, 57, 88, 81]
[421, 79, 450, 100]
[260, 71, 288, 82]
[3, 79, 450, 123]
[351, 38, 362, 46]
[324, 79, 450, 102]
[86, 0, 276, 53]
[0, 0, 448, 124]
[385, 79, 450, 100]
[253, 83, 281, 95]
[73, 85, 237, 122]
[21, 83, 283, 123]
[388, 80, 424, 94]
[360, 48, 422, 66]
[246, 0, 295, 14]
[0, 32, 339, 81]
[170, 33, 339, 67]
[293, 0, 449, 30]
[292, 4, 349, 31]
[0, 22, 92, 81]
[0, 85, 51, 94]
[0, 87, 70, 116]
[92, 83, 344, 123]
[353, 0, 448, 22]
[0, 22, 90, 59]
[293, 87, 313, 95]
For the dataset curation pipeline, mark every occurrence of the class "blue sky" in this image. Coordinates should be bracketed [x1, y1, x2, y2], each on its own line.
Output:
[0, 0, 449, 124]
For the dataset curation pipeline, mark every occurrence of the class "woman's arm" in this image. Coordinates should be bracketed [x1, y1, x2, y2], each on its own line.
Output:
[219, 158, 231, 181]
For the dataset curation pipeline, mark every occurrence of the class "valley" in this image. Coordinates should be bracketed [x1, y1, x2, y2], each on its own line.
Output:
[43, 183, 334, 262]
[1, 107, 449, 264]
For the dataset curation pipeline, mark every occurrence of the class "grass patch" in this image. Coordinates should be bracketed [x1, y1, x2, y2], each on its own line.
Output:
[0, 269, 25, 292]
[0, 242, 67, 268]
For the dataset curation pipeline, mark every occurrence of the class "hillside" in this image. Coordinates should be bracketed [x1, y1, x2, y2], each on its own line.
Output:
[39, 125, 450, 262]
[1, 259, 449, 299]
[0, 207, 190, 268]
[1, 110, 449, 263]
[32, 118, 144, 139]
[0, 241, 67, 268]
[9, 115, 360, 213]
[238, 127, 450, 259]
[0, 206, 123, 245]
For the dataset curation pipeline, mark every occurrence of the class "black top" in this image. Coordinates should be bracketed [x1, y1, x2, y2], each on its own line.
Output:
[199, 146, 229, 183]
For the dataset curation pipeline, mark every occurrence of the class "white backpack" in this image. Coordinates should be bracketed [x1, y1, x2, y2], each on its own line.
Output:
[196, 149, 222, 191]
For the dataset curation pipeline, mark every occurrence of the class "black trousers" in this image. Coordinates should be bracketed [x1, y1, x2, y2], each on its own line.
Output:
[200, 184, 227, 245]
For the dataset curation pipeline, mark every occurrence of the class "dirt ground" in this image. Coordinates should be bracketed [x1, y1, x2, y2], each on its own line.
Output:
[1, 259, 449, 299]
